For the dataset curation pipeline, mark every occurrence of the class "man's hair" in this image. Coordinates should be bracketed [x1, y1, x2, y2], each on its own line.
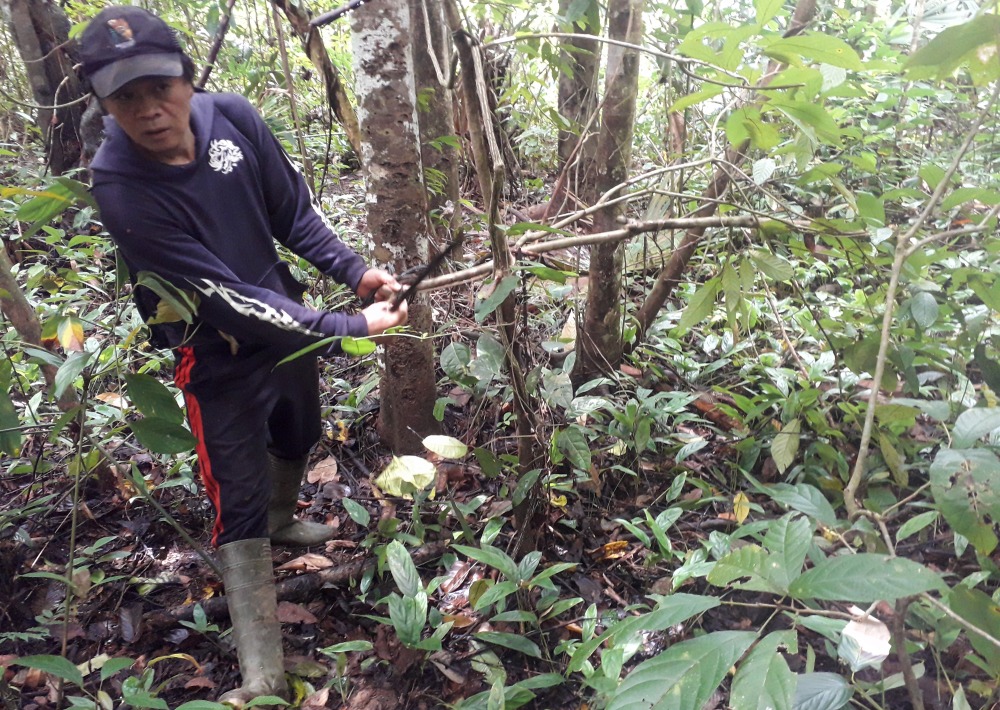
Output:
[181, 54, 196, 84]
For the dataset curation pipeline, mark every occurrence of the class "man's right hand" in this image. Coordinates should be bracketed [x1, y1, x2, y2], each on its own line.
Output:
[362, 298, 408, 336]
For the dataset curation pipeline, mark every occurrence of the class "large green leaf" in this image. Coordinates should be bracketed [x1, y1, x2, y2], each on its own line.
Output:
[386, 540, 422, 597]
[750, 250, 794, 281]
[948, 586, 1000, 675]
[677, 277, 721, 334]
[951, 408, 1000, 449]
[124, 373, 184, 424]
[762, 514, 812, 592]
[0, 385, 21, 456]
[557, 425, 591, 471]
[789, 554, 944, 603]
[905, 15, 1000, 81]
[771, 419, 801, 474]
[754, 0, 783, 26]
[762, 483, 838, 528]
[130, 417, 197, 454]
[766, 32, 864, 71]
[791, 672, 852, 710]
[730, 631, 797, 710]
[13, 654, 84, 686]
[374, 455, 437, 499]
[475, 275, 519, 323]
[387, 592, 427, 647]
[475, 631, 542, 658]
[707, 544, 783, 594]
[930, 448, 1000, 554]
[606, 631, 757, 710]
[452, 544, 519, 580]
[54, 351, 93, 400]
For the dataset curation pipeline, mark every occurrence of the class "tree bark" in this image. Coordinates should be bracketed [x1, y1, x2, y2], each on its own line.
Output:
[352, 0, 440, 454]
[632, 0, 817, 344]
[0, 248, 76, 411]
[4, 0, 86, 174]
[272, 0, 364, 159]
[572, 0, 643, 385]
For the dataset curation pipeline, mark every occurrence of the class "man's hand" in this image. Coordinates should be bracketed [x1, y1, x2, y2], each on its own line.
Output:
[363, 298, 408, 336]
[356, 268, 400, 304]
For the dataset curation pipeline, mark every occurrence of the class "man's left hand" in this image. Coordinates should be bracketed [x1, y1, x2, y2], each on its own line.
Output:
[356, 268, 400, 303]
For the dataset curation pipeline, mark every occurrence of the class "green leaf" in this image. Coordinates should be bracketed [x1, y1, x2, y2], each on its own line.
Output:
[754, 0, 783, 25]
[763, 482, 838, 528]
[677, 277, 721, 334]
[767, 100, 842, 146]
[130, 417, 197, 454]
[789, 554, 944, 602]
[319, 640, 374, 654]
[54, 351, 92, 400]
[175, 702, 230, 710]
[475, 275, 519, 323]
[342, 497, 371, 527]
[766, 32, 864, 71]
[122, 693, 169, 709]
[791, 672, 852, 710]
[342, 337, 376, 356]
[441, 342, 474, 386]
[707, 544, 781, 593]
[374, 455, 437, 499]
[905, 15, 1000, 79]
[606, 631, 757, 710]
[387, 592, 427, 647]
[952, 408, 1000, 449]
[14, 654, 84, 686]
[763, 514, 812, 592]
[124, 373, 184, 424]
[16, 182, 80, 228]
[135, 271, 198, 325]
[909, 292, 939, 329]
[475, 631, 542, 658]
[750, 250, 794, 282]
[99, 657, 136, 681]
[0, 385, 21, 456]
[947, 586, 1000, 675]
[895, 510, 938, 544]
[557, 425, 591, 471]
[771, 419, 801, 474]
[731, 631, 797, 710]
[453, 544, 519, 580]
[929, 448, 1000, 554]
[422, 435, 469, 459]
[386, 540, 422, 597]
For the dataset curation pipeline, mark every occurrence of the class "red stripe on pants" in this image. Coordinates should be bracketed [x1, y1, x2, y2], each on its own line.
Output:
[174, 346, 224, 546]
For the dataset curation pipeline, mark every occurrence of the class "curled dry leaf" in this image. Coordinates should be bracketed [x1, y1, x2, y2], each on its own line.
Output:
[277, 601, 318, 624]
[838, 605, 891, 672]
[307, 456, 339, 485]
[276, 553, 334, 572]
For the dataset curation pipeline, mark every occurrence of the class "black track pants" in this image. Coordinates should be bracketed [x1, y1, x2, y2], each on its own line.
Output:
[174, 344, 320, 546]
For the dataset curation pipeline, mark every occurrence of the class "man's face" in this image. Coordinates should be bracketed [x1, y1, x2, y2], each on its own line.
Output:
[102, 76, 195, 164]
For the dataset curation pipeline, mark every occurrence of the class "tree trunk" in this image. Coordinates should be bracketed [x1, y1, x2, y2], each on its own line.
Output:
[272, 0, 363, 160]
[556, 0, 601, 203]
[4, 0, 86, 175]
[572, 0, 643, 385]
[411, 0, 460, 236]
[351, 0, 439, 454]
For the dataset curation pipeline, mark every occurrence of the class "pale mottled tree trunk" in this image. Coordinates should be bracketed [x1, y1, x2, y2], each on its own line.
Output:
[3, 0, 86, 174]
[351, 0, 439, 454]
[572, 0, 643, 385]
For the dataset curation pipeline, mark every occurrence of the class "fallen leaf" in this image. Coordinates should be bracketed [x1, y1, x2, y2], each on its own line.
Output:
[597, 540, 629, 560]
[95, 392, 128, 408]
[839, 606, 891, 672]
[277, 602, 318, 624]
[431, 659, 467, 684]
[276, 553, 334, 572]
[307, 457, 339, 485]
[620, 364, 642, 378]
[733, 492, 750, 524]
[184, 676, 216, 690]
[443, 613, 476, 629]
[440, 560, 473, 594]
[302, 687, 330, 709]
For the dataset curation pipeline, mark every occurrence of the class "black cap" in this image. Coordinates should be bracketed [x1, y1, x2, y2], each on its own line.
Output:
[79, 6, 184, 98]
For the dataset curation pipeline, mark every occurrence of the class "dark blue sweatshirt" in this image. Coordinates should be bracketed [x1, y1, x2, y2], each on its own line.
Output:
[90, 91, 369, 355]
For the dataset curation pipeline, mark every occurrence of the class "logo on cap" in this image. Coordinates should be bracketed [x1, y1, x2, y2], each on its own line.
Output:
[106, 18, 135, 49]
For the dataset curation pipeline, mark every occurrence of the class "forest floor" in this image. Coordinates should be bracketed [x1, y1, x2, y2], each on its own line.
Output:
[0, 174, 981, 710]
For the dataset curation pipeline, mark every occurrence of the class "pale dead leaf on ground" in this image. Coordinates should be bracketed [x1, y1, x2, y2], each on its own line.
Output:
[277, 601, 318, 624]
[440, 560, 473, 594]
[307, 456, 339, 485]
[431, 659, 467, 684]
[276, 553, 334, 572]
[301, 687, 330, 709]
[184, 676, 216, 690]
[95, 392, 128, 408]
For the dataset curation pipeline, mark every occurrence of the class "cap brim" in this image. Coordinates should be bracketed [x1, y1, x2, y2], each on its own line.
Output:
[91, 52, 183, 98]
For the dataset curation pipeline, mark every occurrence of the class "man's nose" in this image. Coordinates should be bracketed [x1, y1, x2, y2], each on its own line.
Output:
[134, 94, 160, 118]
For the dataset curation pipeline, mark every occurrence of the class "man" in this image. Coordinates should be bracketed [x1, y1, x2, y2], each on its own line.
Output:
[79, 6, 407, 706]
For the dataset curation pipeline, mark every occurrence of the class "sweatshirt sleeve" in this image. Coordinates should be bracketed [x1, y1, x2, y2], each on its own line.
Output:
[228, 97, 369, 292]
[95, 183, 370, 353]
